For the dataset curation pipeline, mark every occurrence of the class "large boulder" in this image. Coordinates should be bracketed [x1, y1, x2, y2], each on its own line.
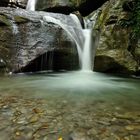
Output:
[0, 7, 82, 74]
[36, 0, 108, 16]
[93, 0, 140, 75]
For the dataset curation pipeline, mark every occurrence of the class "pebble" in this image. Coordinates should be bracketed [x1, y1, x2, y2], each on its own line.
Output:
[16, 131, 21, 136]
[0, 95, 139, 140]
[125, 125, 134, 131]
[29, 115, 39, 123]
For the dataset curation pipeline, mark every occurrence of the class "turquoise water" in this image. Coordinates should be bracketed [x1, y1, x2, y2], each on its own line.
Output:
[0, 71, 140, 110]
[0, 71, 140, 139]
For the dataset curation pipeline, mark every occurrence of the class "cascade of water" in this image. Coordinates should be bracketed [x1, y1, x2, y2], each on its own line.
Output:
[82, 29, 92, 71]
[69, 14, 93, 71]
[69, 14, 82, 29]
[26, 0, 36, 11]
[9, 18, 19, 35]
[80, 11, 99, 71]
[43, 13, 98, 71]
[43, 15, 83, 67]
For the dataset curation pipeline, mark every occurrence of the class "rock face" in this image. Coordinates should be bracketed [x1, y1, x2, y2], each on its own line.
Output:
[94, 0, 140, 75]
[0, 0, 9, 7]
[10, 0, 28, 8]
[36, 0, 108, 16]
[0, 8, 81, 73]
[0, 0, 27, 8]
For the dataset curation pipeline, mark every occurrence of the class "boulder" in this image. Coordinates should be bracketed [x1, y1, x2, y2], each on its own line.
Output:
[0, 7, 81, 74]
[93, 0, 140, 75]
[36, 0, 108, 16]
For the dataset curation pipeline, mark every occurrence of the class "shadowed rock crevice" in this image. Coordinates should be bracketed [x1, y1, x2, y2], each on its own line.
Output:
[79, 0, 108, 16]
[36, 0, 108, 16]
[94, 56, 134, 74]
[15, 50, 79, 73]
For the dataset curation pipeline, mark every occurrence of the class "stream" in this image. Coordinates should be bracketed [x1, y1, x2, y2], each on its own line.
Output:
[0, 71, 139, 139]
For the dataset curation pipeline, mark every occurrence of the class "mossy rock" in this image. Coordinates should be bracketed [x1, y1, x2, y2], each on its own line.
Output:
[0, 14, 11, 26]
[14, 16, 29, 23]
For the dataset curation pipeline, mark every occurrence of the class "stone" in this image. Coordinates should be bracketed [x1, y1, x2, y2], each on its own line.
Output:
[0, 0, 9, 7]
[69, 131, 92, 140]
[29, 115, 39, 123]
[94, 0, 140, 75]
[125, 125, 134, 131]
[0, 7, 81, 74]
[36, 0, 108, 16]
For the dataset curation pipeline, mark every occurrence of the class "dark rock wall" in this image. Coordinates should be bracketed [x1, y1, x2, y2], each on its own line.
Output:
[36, 0, 108, 16]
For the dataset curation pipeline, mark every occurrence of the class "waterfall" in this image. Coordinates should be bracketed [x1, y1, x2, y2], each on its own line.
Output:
[9, 18, 19, 35]
[69, 14, 82, 29]
[70, 14, 93, 71]
[42, 13, 98, 71]
[26, 0, 36, 11]
[81, 11, 99, 71]
[82, 29, 92, 71]
[43, 15, 83, 67]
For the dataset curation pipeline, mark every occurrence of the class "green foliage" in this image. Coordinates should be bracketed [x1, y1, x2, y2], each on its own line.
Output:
[120, 0, 140, 39]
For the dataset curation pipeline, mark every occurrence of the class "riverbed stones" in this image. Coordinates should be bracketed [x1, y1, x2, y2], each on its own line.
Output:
[0, 93, 139, 140]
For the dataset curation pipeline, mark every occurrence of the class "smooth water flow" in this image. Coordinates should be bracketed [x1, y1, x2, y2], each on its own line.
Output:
[43, 15, 83, 66]
[26, 0, 36, 11]
[82, 29, 92, 71]
[69, 14, 82, 28]
[43, 14, 95, 71]
[9, 18, 19, 35]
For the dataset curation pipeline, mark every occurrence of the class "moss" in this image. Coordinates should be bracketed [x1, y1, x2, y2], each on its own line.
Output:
[14, 16, 29, 23]
[0, 14, 11, 26]
[120, 0, 140, 39]
[94, 2, 110, 30]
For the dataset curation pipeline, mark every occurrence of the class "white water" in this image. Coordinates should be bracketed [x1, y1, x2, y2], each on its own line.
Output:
[82, 29, 92, 71]
[43, 15, 83, 66]
[26, 0, 36, 11]
[69, 14, 82, 29]
[43, 14, 95, 71]
[70, 14, 94, 71]
[12, 22, 19, 34]
[9, 18, 19, 35]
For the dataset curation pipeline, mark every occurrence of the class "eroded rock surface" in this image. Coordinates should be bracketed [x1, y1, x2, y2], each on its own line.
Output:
[94, 0, 140, 75]
[0, 8, 82, 73]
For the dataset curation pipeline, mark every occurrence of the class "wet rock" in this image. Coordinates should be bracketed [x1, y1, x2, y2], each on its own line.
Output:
[29, 115, 39, 123]
[36, 0, 108, 16]
[0, 0, 9, 7]
[125, 125, 135, 131]
[94, 0, 140, 75]
[69, 131, 91, 140]
[0, 7, 81, 74]
[125, 125, 140, 131]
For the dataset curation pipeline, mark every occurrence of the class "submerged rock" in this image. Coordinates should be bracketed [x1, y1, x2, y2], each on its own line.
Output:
[0, 8, 82, 73]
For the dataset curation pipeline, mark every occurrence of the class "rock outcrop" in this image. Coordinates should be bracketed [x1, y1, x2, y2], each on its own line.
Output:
[94, 0, 140, 75]
[0, 0, 9, 7]
[0, 0, 27, 8]
[36, 0, 108, 16]
[0, 8, 81, 74]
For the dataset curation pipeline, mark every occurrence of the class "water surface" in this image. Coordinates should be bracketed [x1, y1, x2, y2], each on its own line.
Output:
[0, 71, 140, 139]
